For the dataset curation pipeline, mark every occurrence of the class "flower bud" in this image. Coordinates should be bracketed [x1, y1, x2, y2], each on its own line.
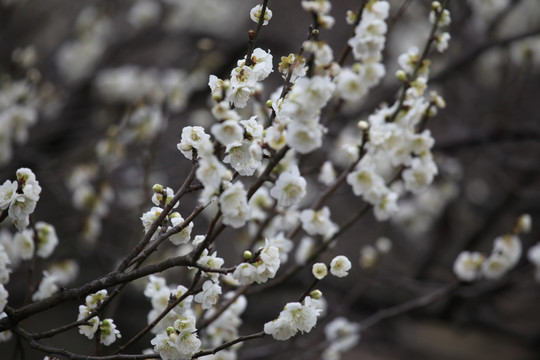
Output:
[357, 120, 369, 130]
[310, 289, 323, 299]
[395, 69, 408, 82]
[153, 184, 164, 193]
[243, 250, 253, 260]
[266, 100, 273, 108]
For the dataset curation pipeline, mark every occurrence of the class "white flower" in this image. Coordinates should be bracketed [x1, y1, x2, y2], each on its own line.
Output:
[453, 251, 484, 282]
[151, 332, 183, 360]
[436, 32, 451, 53]
[402, 156, 438, 194]
[176, 329, 202, 358]
[312, 263, 328, 280]
[100, 318, 121, 346]
[528, 242, 540, 268]
[359, 245, 378, 269]
[223, 140, 262, 176]
[266, 232, 294, 263]
[232, 262, 258, 285]
[300, 207, 338, 240]
[0, 180, 18, 210]
[295, 236, 315, 265]
[32, 271, 58, 301]
[264, 317, 297, 341]
[168, 213, 193, 245]
[346, 165, 387, 203]
[270, 167, 307, 208]
[250, 4, 272, 25]
[127, 0, 161, 29]
[324, 316, 360, 352]
[373, 191, 399, 221]
[152, 186, 175, 208]
[177, 126, 213, 160]
[86, 290, 108, 309]
[35, 222, 59, 259]
[334, 68, 367, 102]
[481, 253, 512, 279]
[196, 155, 229, 195]
[239, 48, 273, 81]
[219, 182, 250, 228]
[140, 206, 163, 233]
[254, 242, 281, 283]
[78, 305, 99, 339]
[0, 244, 11, 284]
[330, 255, 351, 278]
[280, 301, 320, 333]
[318, 161, 336, 186]
[13, 229, 34, 260]
[211, 120, 244, 146]
[8, 194, 37, 231]
[286, 121, 324, 154]
[0, 284, 8, 313]
[375, 237, 392, 253]
[194, 280, 222, 310]
[492, 234, 522, 268]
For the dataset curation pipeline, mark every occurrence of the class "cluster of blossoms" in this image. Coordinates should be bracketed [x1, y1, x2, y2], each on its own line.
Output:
[334, 0, 389, 103]
[140, 185, 194, 244]
[301, 0, 335, 29]
[55, 5, 112, 83]
[0, 168, 41, 230]
[78, 290, 121, 346]
[65, 164, 114, 244]
[453, 215, 531, 281]
[345, 3, 450, 222]
[322, 317, 361, 360]
[0, 76, 39, 165]
[95, 65, 204, 113]
[232, 240, 281, 285]
[358, 236, 392, 269]
[312, 255, 352, 280]
[264, 296, 323, 341]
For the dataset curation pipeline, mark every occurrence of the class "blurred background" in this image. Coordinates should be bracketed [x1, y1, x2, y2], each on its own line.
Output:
[1, 0, 540, 359]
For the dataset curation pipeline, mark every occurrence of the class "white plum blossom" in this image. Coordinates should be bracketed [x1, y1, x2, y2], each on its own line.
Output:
[233, 241, 281, 285]
[99, 318, 121, 346]
[78, 305, 100, 339]
[35, 221, 59, 259]
[219, 182, 250, 228]
[264, 297, 322, 340]
[239, 48, 273, 81]
[300, 207, 338, 240]
[264, 317, 297, 341]
[324, 316, 360, 354]
[168, 213, 193, 245]
[330, 255, 351, 278]
[177, 126, 213, 160]
[32, 271, 59, 301]
[194, 280, 222, 310]
[211, 120, 244, 146]
[312, 263, 328, 280]
[0, 284, 8, 313]
[223, 140, 262, 176]
[453, 251, 484, 282]
[140, 206, 163, 233]
[0, 180, 18, 210]
[270, 167, 307, 208]
[13, 229, 34, 260]
[318, 161, 336, 186]
[250, 4, 272, 25]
